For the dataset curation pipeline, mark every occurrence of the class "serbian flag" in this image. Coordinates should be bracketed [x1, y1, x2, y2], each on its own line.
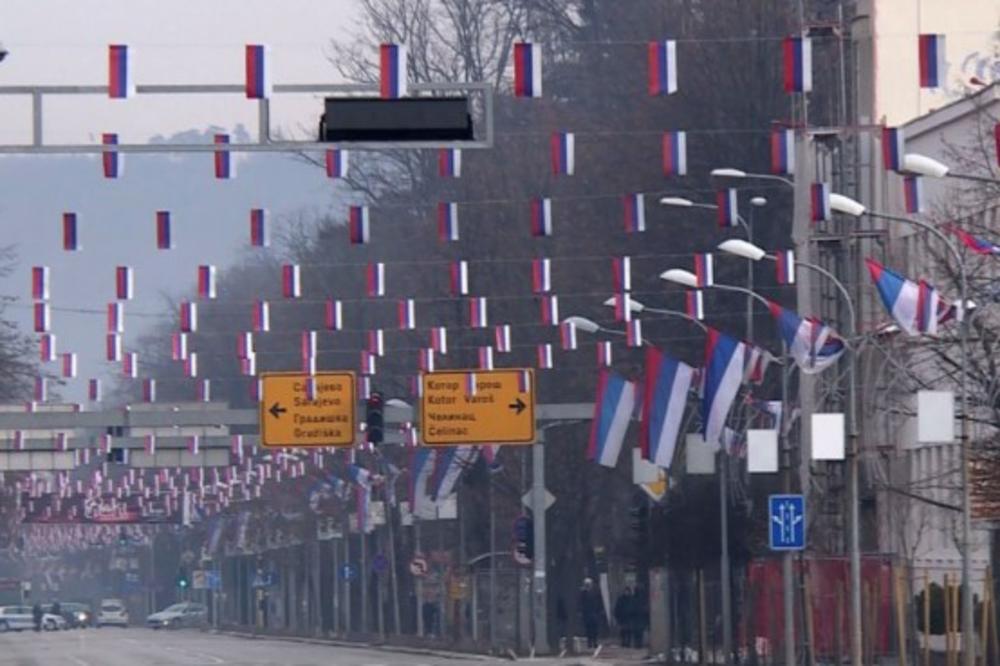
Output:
[626, 319, 643, 347]
[245, 45, 271, 99]
[866, 258, 956, 335]
[419, 348, 435, 372]
[438, 148, 461, 178]
[282, 264, 301, 298]
[540, 294, 559, 325]
[438, 202, 459, 242]
[647, 40, 678, 96]
[179, 301, 197, 332]
[61, 353, 77, 378]
[782, 36, 812, 93]
[903, 175, 924, 214]
[588, 369, 637, 468]
[768, 300, 845, 373]
[551, 132, 575, 175]
[537, 343, 554, 369]
[88, 379, 102, 402]
[323, 149, 349, 178]
[102, 133, 122, 178]
[685, 290, 704, 320]
[184, 353, 198, 377]
[494, 324, 511, 352]
[63, 213, 80, 251]
[882, 126, 904, 171]
[172, 332, 189, 360]
[398, 298, 416, 330]
[108, 45, 133, 98]
[123, 352, 138, 378]
[367, 328, 384, 356]
[918, 34, 946, 88]
[743, 346, 774, 385]
[531, 258, 551, 294]
[252, 300, 270, 332]
[513, 42, 542, 98]
[106, 333, 123, 362]
[379, 43, 408, 98]
[560, 320, 578, 350]
[776, 249, 796, 285]
[694, 253, 714, 287]
[39, 333, 56, 362]
[348, 206, 370, 244]
[31, 266, 50, 301]
[366, 262, 385, 297]
[214, 134, 233, 179]
[236, 332, 252, 358]
[300, 330, 317, 360]
[702, 328, 745, 447]
[716, 189, 738, 227]
[613, 257, 632, 293]
[947, 225, 1000, 255]
[431, 326, 448, 354]
[614, 293, 634, 322]
[623, 193, 646, 233]
[770, 128, 795, 175]
[450, 260, 469, 295]
[810, 182, 830, 222]
[530, 198, 553, 237]
[410, 448, 438, 519]
[34, 378, 47, 403]
[478, 346, 494, 370]
[250, 208, 269, 247]
[325, 299, 343, 330]
[662, 131, 687, 176]
[115, 266, 134, 300]
[142, 378, 156, 402]
[241, 355, 257, 376]
[469, 297, 488, 328]
[642, 347, 694, 468]
[198, 265, 217, 299]
[597, 340, 613, 367]
[155, 211, 172, 249]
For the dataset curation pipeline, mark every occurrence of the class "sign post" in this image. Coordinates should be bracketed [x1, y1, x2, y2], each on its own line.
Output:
[258, 372, 356, 448]
[420, 369, 535, 446]
[768, 494, 806, 551]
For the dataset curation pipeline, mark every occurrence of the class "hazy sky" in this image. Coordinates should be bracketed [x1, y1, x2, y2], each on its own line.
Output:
[0, 1, 362, 401]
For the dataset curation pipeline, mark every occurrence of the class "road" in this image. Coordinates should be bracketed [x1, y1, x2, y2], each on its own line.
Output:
[0, 628, 499, 666]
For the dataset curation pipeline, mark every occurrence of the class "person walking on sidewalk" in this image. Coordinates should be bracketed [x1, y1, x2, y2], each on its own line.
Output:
[614, 586, 635, 647]
[579, 578, 602, 649]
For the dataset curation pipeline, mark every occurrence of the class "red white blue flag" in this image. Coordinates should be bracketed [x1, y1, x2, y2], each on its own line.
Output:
[494, 324, 511, 352]
[102, 133, 122, 178]
[33, 378, 46, 403]
[438, 148, 461, 178]
[179, 301, 197, 333]
[282, 264, 301, 298]
[597, 341, 613, 367]
[61, 353, 77, 379]
[662, 131, 687, 176]
[694, 253, 714, 287]
[325, 299, 343, 330]
[431, 327, 448, 354]
[172, 332, 189, 360]
[514, 42, 542, 98]
[478, 346, 494, 370]
[214, 134, 234, 179]
[63, 213, 79, 251]
[252, 300, 270, 332]
[716, 189, 738, 227]
[903, 175, 924, 214]
[782, 36, 812, 93]
[588, 369, 637, 467]
[301, 330, 317, 360]
[626, 319, 643, 347]
[115, 266, 134, 300]
[866, 258, 957, 335]
[88, 379, 102, 402]
[184, 353, 198, 378]
[198, 265, 217, 299]
[349, 206, 370, 244]
[31, 266, 49, 301]
[156, 211, 172, 249]
[647, 40, 678, 96]
[450, 260, 469, 296]
[325, 149, 349, 178]
[641, 347, 694, 468]
[767, 300, 846, 372]
[123, 352, 138, 378]
[613, 257, 631, 293]
[540, 294, 559, 325]
[39, 333, 56, 362]
[882, 126, 904, 171]
[106, 333, 123, 362]
[245, 45, 270, 99]
[379, 43, 408, 98]
[810, 182, 830, 222]
[770, 128, 795, 175]
[250, 208, 269, 247]
[560, 320, 577, 350]
[551, 132, 575, 175]
[531, 258, 551, 294]
[236, 331, 252, 359]
[614, 293, 634, 322]
[537, 343, 554, 369]
[366, 262, 385, 297]
[530, 198, 553, 237]
[108, 45, 133, 98]
[702, 329, 745, 447]
[918, 34, 946, 88]
[438, 202, 459, 242]
[947, 225, 1000, 255]
[469, 297, 488, 328]
[776, 250, 796, 285]
[197, 380, 211, 404]
[420, 348, 435, 372]
[623, 193, 646, 233]
[398, 299, 416, 330]
[685, 290, 704, 320]
[142, 378, 156, 402]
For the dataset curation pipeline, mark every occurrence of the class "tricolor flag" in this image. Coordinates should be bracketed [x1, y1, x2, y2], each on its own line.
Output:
[694, 253, 714, 287]
[530, 198, 553, 237]
[465, 372, 477, 396]
[39, 333, 56, 362]
[172, 332, 189, 361]
[903, 175, 924, 214]
[244, 45, 271, 99]
[252, 300, 270, 332]
[198, 265, 217, 299]
[325, 299, 343, 330]
[597, 340, 613, 366]
[702, 328, 746, 447]
[641, 347, 694, 469]
[540, 294, 559, 325]
[770, 127, 795, 175]
[214, 134, 234, 179]
[410, 448, 438, 519]
[184, 353, 198, 377]
[348, 206, 370, 244]
[531, 258, 552, 294]
[918, 34, 946, 88]
[366, 262, 385, 297]
[432, 446, 478, 501]
[438, 148, 461, 178]
[743, 346, 775, 385]
[647, 40, 678, 96]
[106, 333, 123, 362]
[241, 355, 257, 376]
[450, 260, 469, 296]
[588, 369, 637, 468]
[662, 131, 687, 176]
[623, 193, 646, 233]
[882, 126, 905, 172]
[188, 436, 200, 455]
[551, 132, 575, 175]
[782, 36, 812, 93]
[300, 330, 317, 360]
[179, 301, 197, 333]
[947, 225, 1000, 255]
[438, 202, 459, 242]
[250, 209, 269, 247]
[478, 346, 494, 370]
[398, 299, 416, 330]
[61, 353, 77, 378]
[613, 257, 632, 292]
[469, 297, 488, 328]
[282, 264, 301, 298]
[63, 213, 80, 251]
[102, 133, 122, 178]
[367, 329, 385, 356]
[359, 375, 372, 400]
[431, 327, 448, 354]
[115, 266, 134, 300]
[361, 350, 376, 376]
[419, 348, 435, 372]
[494, 324, 511, 352]
[627, 319, 643, 347]
[379, 43, 408, 98]
[560, 320, 577, 350]
[108, 45, 133, 98]
[88, 379, 102, 402]
[34, 378, 46, 403]
[685, 290, 704, 320]
[810, 182, 830, 222]
[33, 303, 50, 333]
[156, 211, 172, 249]
[142, 378, 156, 402]
[31, 266, 50, 301]
[865, 258, 957, 335]
[614, 292, 634, 322]
[236, 332, 253, 358]
[537, 343, 554, 369]
[775, 249, 796, 285]
[123, 351, 138, 378]
[325, 149, 349, 178]
[768, 300, 846, 373]
[513, 42, 542, 98]
[716, 189, 738, 227]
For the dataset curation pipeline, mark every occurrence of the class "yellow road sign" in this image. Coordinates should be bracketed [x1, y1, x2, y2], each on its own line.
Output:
[421, 369, 535, 446]
[259, 372, 356, 448]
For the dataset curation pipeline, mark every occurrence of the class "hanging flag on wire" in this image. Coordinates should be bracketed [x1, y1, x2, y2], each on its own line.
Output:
[142, 378, 156, 402]
[716, 189, 738, 227]
[325, 149, 349, 178]
[398, 299, 416, 330]
[537, 343, 554, 369]
[282, 264, 301, 298]
[438, 202, 459, 242]
[597, 341, 613, 367]
[123, 352, 138, 378]
[531, 258, 551, 294]
[613, 257, 632, 293]
[252, 300, 270, 332]
[810, 182, 831, 222]
[367, 329, 384, 357]
[494, 324, 511, 352]
[478, 346, 494, 370]
[468, 297, 487, 328]
[450, 260, 469, 296]
[560, 320, 577, 350]
[623, 193, 646, 233]
[918, 34, 946, 88]
[63, 213, 80, 251]
[179, 302, 197, 333]
[588, 369, 637, 468]
[34, 378, 46, 403]
[626, 319, 643, 347]
[348, 206, 370, 244]
[775, 250, 796, 285]
[882, 126, 905, 171]
[172, 332, 188, 361]
[770, 127, 795, 175]
[641, 347, 694, 469]
[767, 300, 846, 373]
[88, 379, 102, 402]
[865, 258, 958, 335]
[419, 348, 435, 372]
[366, 262, 385, 297]
[742, 346, 775, 385]
[513, 42, 542, 98]
[438, 148, 461, 177]
[530, 198, 553, 237]
[39, 333, 56, 362]
[662, 131, 687, 176]
[106, 333, 123, 362]
[685, 290, 704, 320]
[244, 45, 271, 99]
[702, 328, 746, 448]
[903, 175, 924, 214]
[156, 211, 172, 249]
[108, 45, 133, 98]
[214, 134, 234, 179]
[61, 353, 77, 379]
[540, 294, 559, 325]
[694, 253, 714, 287]
[31, 266, 50, 301]
[379, 43, 408, 98]
[551, 132, 575, 175]
[647, 40, 678, 96]
[782, 36, 812, 93]
[198, 265, 217, 299]
[431, 327, 447, 354]
[102, 133, 122, 178]
[946, 225, 1000, 255]
[250, 209, 269, 247]
[115, 266, 134, 300]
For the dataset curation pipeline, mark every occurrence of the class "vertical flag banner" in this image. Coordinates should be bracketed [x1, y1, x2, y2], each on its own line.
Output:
[782, 36, 812, 93]
[184, 353, 198, 378]
[537, 343, 554, 369]
[597, 340, 613, 366]
[106, 333, 123, 362]
[810, 182, 831, 222]
[301, 330, 317, 360]
[613, 257, 632, 293]
[530, 198, 553, 237]
[34, 378, 47, 403]
[431, 327, 448, 354]
[180, 301, 198, 333]
[614, 293, 633, 322]
[115, 266, 134, 300]
[494, 324, 511, 352]
[627, 319, 643, 347]
[662, 131, 687, 176]
[513, 42, 542, 98]
[770, 127, 795, 175]
[61, 353, 77, 379]
[531, 258, 551, 294]
[642, 347, 695, 469]
[685, 290, 704, 320]
[702, 328, 746, 447]
[156, 211, 172, 249]
[282, 264, 301, 298]
[252, 300, 270, 332]
[450, 260, 469, 296]
[560, 320, 578, 350]
[882, 126, 905, 171]
[438, 202, 459, 242]
[108, 45, 133, 98]
[540, 294, 560, 325]
[250, 208, 269, 247]
[244, 45, 271, 99]
[379, 43, 408, 99]
[647, 40, 678, 96]
[776, 250, 796, 285]
[588, 369, 637, 468]
[478, 346, 494, 370]
[398, 299, 416, 330]
[438, 148, 461, 177]
[366, 262, 385, 297]
[325, 299, 343, 330]
[469, 297, 488, 328]
[102, 133, 122, 178]
[551, 132, 575, 175]
[918, 34, 946, 88]
[142, 378, 156, 402]
[236, 332, 252, 359]
[198, 265, 217, 299]
[88, 379, 102, 402]
[348, 206, 370, 244]
[63, 213, 79, 251]
[420, 348, 435, 372]
[903, 175, 924, 214]
[214, 134, 234, 179]
[325, 149, 349, 178]
[694, 253, 714, 287]
[39, 333, 56, 362]
[31, 266, 50, 301]
[623, 193, 646, 233]
[716, 189, 738, 227]
[367, 328, 384, 357]
[123, 352, 138, 378]
[172, 332, 189, 361]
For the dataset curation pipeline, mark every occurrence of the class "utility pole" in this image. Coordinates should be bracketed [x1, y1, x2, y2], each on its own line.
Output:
[531, 430, 550, 654]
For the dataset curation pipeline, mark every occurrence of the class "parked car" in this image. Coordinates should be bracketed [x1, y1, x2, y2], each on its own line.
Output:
[95, 599, 129, 628]
[41, 612, 66, 631]
[145, 602, 207, 629]
[54, 602, 93, 628]
[0, 605, 33, 632]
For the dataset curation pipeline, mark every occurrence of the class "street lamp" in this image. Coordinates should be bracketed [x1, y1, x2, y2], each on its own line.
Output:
[710, 167, 795, 189]
[903, 153, 1000, 186]
[601, 297, 708, 331]
[830, 192, 974, 666]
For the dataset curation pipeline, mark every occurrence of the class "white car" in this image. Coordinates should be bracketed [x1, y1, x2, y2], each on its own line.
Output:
[145, 602, 207, 629]
[96, 599, 129, 628]
[41, 613, 65, 631]
[0, 606, 33, 632]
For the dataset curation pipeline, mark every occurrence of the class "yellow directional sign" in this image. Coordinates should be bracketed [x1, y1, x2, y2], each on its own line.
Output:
[259, 372, 356, 448]
[421, 369, 535, 446]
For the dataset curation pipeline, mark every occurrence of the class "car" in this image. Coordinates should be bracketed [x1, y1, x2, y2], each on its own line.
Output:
[41, 612, 65, 631]
[54, 602, 93, 628]
[95, 599, 129, 628]
[0, 606, 33, 632]
[145, 602, 207, 630]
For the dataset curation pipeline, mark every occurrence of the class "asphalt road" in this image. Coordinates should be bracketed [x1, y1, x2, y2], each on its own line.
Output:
[0, 628, 500, 666]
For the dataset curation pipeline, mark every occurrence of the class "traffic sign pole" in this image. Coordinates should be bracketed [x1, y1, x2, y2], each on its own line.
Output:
[531, 431, 549, 654]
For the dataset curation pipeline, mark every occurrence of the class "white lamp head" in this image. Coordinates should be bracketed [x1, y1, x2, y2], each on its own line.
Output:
[659, 269, 699, 289]
[903, 153, 950, 178]
[710, 168, 748, 179]
[562, 316, 601, 334]
[718, 238, 767, 261]
[829, 193, 866, 217]
[602, 296, 645, 313]
[750, 196, 768, 207]
[659, 196, 694, 207]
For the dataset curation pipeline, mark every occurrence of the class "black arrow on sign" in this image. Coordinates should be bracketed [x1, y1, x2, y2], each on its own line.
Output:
[508, 398, 526, 415]
[269, 403, 287, 419]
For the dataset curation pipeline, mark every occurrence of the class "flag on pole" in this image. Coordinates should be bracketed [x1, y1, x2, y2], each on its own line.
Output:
[348, 206, 370, 244]
[647, 40, 678, 96]
[716, 189, 738, 227]
[250, 208, 269, 247]
[282, 264, 301, 298]
[39, 333, 56, 362]
[115, 266, 134, 300]
[531, 258, 551, 294]
[513, 42, 542, 98]
[767, 300, 846, 373]
[613, 257, 632, 293]
[214, 134, 233, 179]
[108, 45, 133, 98]
[198, 265, 217, 299]
[530, 198, 553, 237]
[662, 131, 687, 176]
[106, 333, 122, 361]
[325, 149, 349, 178]
[438, 202, 459, 242]
[810, 182, 830, 222]
[537, 343, 554, 369]
[903, 175, 924, 214]
[244, 45, 271, 98]
[770, 128, 795, 174]
[438, 148, 461, 177]
[61, 353, 77, 378]
[172, 332, 188, 361]
[63, 213, 80, 251]
[597, 340, 613, 366]
[702, 328, 746, 448]
[560, 320, 577, 350]
[947, 225, 1000, 255]
[685, 290, 704, 320]
[252, 300, 270, 332]
[179, 301, 197, 333]
[551, 132, 575, 175]
[641, 347, 694, 468]
[882, 126, 905, 171]
[398, 299, 416, 330]
[469, 297, 488, 328]
[588, 369, 637, 467]
[626, 319, 643, 347]
[540, 294, 559, 325]
[623, 193, 646, 233]
[431, 327, 448, 354]
[156, 211, 172, 249]
[366, 262, 385, 297]
[450, 260, 469, 296]
[102, 133, 122, 178]
[494, 324, 511, 352]
[918, 34, 946, 88]
[782, 36, 812, 93]
[865, 258, 957, 335]
[31, 266, 50, 301]
[694, 253, 714, 287]
[379, 43, 408, 98]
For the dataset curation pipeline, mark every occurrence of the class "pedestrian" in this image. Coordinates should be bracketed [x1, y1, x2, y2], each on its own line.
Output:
[578, 577, 602, 650]
[555, 596, 568, 645]
[630, 586, 648, 649]
[32, 602, 43, 632]
[614, 586, 634, 647]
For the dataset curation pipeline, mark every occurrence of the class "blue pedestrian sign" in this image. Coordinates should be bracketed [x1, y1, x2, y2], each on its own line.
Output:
[340, 563, 358, 581]
[769, 494, 806, 551]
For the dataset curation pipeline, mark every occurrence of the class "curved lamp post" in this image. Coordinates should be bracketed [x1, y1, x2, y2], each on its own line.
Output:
[903, 153, 1000, 186]
[600, 296, 708, 332]
[710, 167, 795, 189]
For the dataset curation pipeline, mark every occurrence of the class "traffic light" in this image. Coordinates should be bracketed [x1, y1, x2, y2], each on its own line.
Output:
[176, 569, 189, 589]
[366, 391, 384, 445]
